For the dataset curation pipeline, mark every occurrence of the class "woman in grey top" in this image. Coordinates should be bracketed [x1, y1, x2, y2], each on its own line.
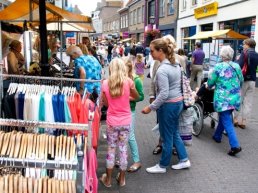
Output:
[142, 38, 191, 173]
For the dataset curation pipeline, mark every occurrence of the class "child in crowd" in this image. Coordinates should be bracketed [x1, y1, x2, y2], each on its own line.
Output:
[134, 54, 146, 81]
[123, 57, 144, 172]
[100, 58, 139, 187]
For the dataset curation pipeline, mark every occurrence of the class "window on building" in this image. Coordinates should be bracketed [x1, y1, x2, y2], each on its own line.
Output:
[167, 0, 174, 15]
[125, 14, 128, 27]
[142, 5, 145, 23]
[159, 0, 165, 17]
[121, 17, 123, 29]
[182, 0, 187, 10]
[133, 9, 137, 25]
[148, 0, 155, 24]
[137, 7, 141, 23]
[130, 12, 133, 26]
[192, 0, 197, 6]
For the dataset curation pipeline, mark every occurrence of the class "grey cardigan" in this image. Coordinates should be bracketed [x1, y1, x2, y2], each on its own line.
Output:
[149, 58, 182, 111]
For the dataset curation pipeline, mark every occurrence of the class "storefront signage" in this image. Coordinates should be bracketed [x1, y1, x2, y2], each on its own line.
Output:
[194, 2, 218, 19]
[65, 32, 75, 37]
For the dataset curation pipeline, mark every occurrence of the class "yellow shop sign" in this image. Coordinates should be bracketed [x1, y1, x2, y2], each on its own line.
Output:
[194, 2, 218, 19]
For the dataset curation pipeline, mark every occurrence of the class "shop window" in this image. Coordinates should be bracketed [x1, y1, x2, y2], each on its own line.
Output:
[168, 0, 174, 15]
[159, 0, 165, 17]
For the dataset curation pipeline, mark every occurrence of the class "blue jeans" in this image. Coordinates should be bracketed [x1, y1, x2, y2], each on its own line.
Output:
[158, 101, 188, 167]
[128, 111, 140, 163]
[107, 54, 112, 63]
[213, 110, 240, 148]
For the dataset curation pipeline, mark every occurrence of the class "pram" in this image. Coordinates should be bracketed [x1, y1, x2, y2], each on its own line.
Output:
[192, 83, 218, 136]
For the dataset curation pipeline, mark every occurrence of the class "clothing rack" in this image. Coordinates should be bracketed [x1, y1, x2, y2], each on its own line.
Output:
[0, 118, 88, 131]
[1, 74, 100, 83]
[0, 118, 87, 193]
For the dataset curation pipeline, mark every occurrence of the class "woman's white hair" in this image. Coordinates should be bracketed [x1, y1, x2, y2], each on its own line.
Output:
[220, 45, 234, 61]
[66, 45, 83, 56]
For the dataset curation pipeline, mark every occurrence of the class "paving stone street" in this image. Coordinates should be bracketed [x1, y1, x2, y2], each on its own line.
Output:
[98, 69, 258, 193]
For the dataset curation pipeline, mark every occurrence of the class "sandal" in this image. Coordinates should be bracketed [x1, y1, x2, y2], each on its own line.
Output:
[99, 173, 111, 188]
[116, 172, 126, 187]
[153, 145, 162, 155]
[127, 164, 141, 173]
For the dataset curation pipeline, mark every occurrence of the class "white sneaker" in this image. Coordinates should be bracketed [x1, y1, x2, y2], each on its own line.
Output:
[146, 164, 166, 174]
[171, 160, 191, 170]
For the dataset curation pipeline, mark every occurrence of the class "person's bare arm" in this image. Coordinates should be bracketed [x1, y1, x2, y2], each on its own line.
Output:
[79, 67, 86, 95]
[130, 85, 139, 101]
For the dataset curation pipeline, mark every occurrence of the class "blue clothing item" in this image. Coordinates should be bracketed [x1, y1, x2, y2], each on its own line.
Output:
[128, 111, 140, 163]
[18, 93, 25, 120]
[144, 47, 150, 57]
[207, 61, 243, 112]
[158, 101, 188, 168]
[192, 48, 205, 65]
[38, 93, 45, 133]
[52, 94, 60, 122]
[213, 110, 240, 148]
[238, 48, 258, 81]
[74, 55, 102, 94]
[107, 54, 112, 63]
[58, 94, 65, 123]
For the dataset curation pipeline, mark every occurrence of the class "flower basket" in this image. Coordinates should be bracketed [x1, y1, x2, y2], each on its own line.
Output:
[145, 29, 161, 38]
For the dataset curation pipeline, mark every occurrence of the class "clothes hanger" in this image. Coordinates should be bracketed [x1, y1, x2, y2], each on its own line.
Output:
[66, 136, 71, 161]
[13, 132, 22, 158]
[13, 175, 18, 193]
[43, 177, 47, 193]
[1, 132, 11, 156]
[28, 177, 33, 193]
[38, 178, 42, 193]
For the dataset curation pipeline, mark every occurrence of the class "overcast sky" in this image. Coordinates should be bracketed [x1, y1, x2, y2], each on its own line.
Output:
[71, 0, 101, 16]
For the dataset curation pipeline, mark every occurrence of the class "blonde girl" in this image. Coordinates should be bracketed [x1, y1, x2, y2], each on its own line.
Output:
[100, 58, 139, 187]
[123, 57, 144, 172]
[134, 54, 145, 81]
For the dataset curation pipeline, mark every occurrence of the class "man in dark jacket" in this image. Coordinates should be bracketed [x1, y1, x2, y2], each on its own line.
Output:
[234, 38, 258, 129]
[135, 42, 144, 55]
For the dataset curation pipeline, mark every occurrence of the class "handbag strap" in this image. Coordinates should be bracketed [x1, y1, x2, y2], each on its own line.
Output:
[227, 61, 242, 85]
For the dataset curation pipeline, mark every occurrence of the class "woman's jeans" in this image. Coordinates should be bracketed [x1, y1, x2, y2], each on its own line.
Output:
[213, 110, 240, 148]
[158, 101, 188, 168]
[128, 111, 140, 163]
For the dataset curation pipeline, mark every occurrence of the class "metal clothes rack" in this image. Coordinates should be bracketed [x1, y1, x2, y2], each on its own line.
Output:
[1, 74, 100, 83]
[0, 73, 101, 193]
[0, 119, 88, 193]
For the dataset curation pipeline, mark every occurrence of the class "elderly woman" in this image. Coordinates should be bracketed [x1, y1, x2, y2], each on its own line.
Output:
[7, 40, 25, 74]
[66, 45, 102, 95]
[207, 46, 243, 156]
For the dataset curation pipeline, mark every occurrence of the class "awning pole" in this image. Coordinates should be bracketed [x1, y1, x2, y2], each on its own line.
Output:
[39, 0, 49, 76]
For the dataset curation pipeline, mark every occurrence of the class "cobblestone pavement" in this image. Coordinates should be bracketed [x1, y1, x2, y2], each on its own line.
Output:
[97, 68, 258, 193]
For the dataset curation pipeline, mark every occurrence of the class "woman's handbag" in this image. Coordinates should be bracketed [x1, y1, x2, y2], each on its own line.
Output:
[180, 66, 195, 108]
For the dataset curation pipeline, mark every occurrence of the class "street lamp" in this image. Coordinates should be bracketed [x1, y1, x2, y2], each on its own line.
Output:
[149, 15, 155, 25]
